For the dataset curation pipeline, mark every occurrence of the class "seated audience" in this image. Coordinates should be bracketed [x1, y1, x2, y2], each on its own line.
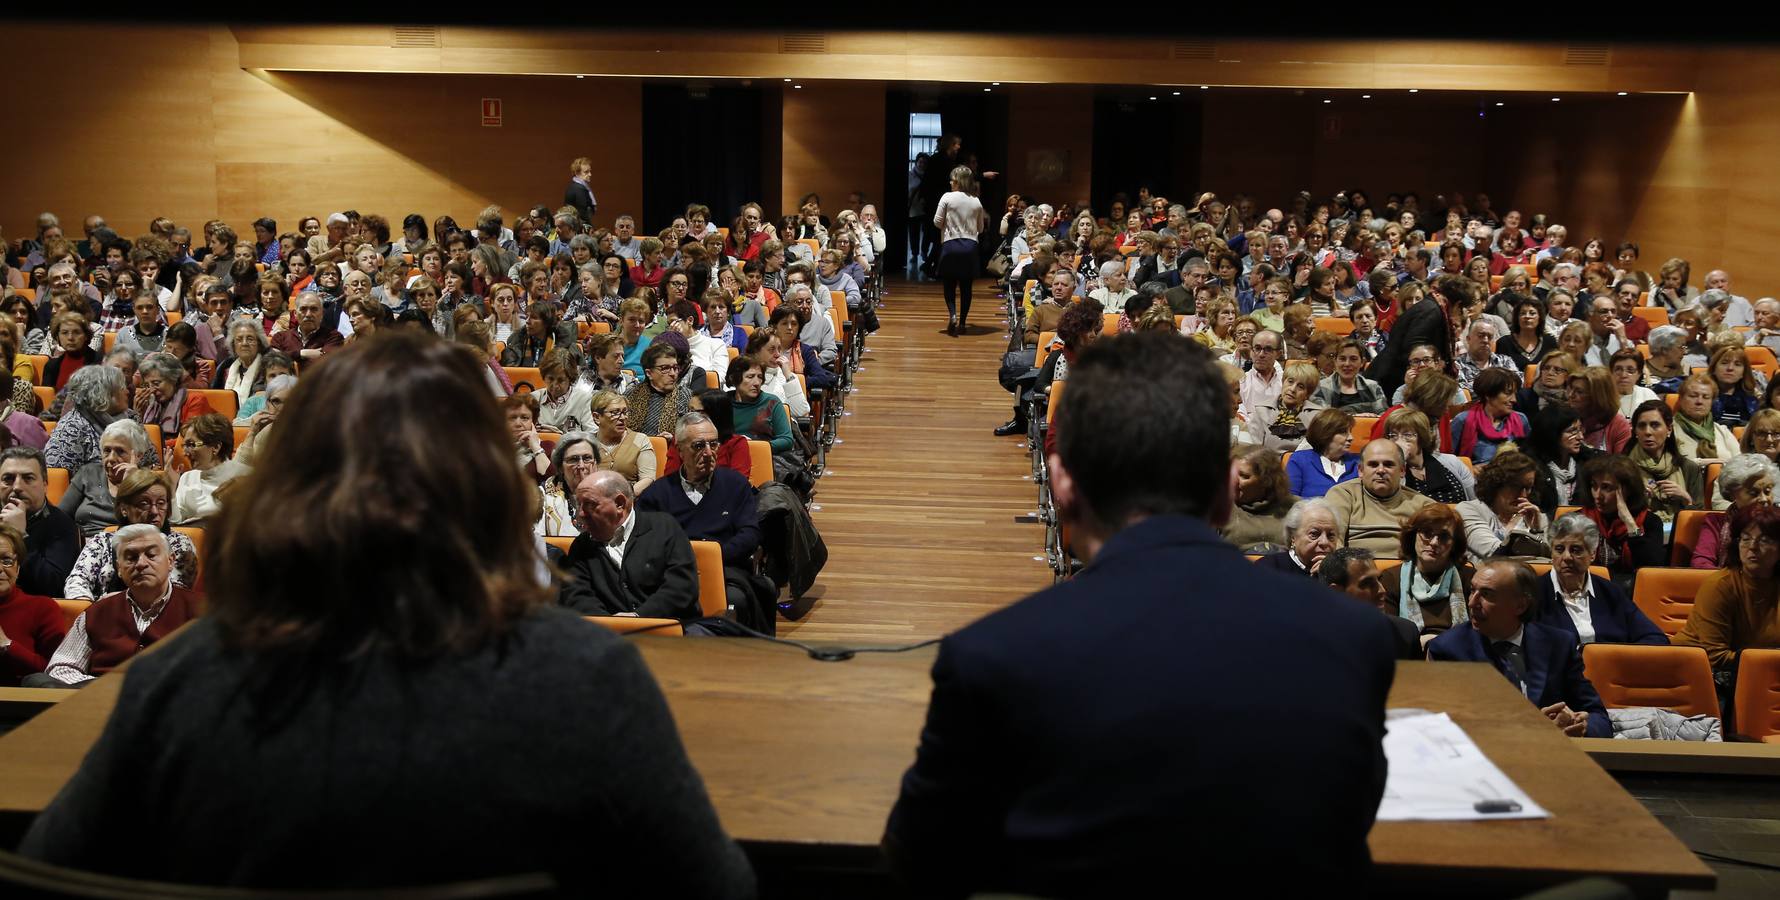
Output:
[269, 292, 344, 363]
[1610, 348, 1657, 420]
[1427, 560, 1612, 737]
[234, 374, 294, 467]
[43, 365, 136, 471]
[1627, 398, 1705, 528]
[1325, 439, 1432, 559]
[136, 351, 215, 458]
[558, 470, 701, 621]
[1310, 340, 1386, 414]
[27, 524, 199, 688]
[58, 419, 156, 537]
[534, 348, 594, 434]
[1577, 455, 1667, 590]
[1457, 451, 1550, 563]
[1376, 368, 1460, 453]
[1525, 402, 1598, 516]
[1315, 546, 1422, 660]
[1247, 361, 1320, 454]
[42, 311, 101, 392]
[727, 358, 793, 455]
[1, 447, 80, 598]
[0, 524, 66, 686]
[63, 469, 197, 601]
[1708, 344, 1762, 428]
[626, 343, 692, 440]
[1222, 445, 1296, 552]
[1383, 408, 1474, 504]
[581, 332, 637, 395]
[18, 330, 751, 891]
[1693, 453, 1778, 568]
[1256, 498, 1337, 575]
[1448, 368, 1528, 465]
[588, 389, 658, 494]
[232, 351, 295, 424]
[1675, 504, 1780, 671]
[1673, 372, 1739, 465]
[1285, 409, 1358, 499]
[1498, 294, 1556, 372]
[1383, 503, 1474, 638]
[1567, 365, 1631, 454]
[503, 393, 552, 484]
[1539, 512, 1667, 645]
[638, 413, 767, 630]
[111, 291, 166, 357]
[886, 332, 1395, 897]
[1739, 408, 1780, 467]
[170, 413, 246, 525]
[212, 318, 271, 409]
[616, 296, 653, 377]
[536, 432, 598, 537]
[660, 390, 751, 481]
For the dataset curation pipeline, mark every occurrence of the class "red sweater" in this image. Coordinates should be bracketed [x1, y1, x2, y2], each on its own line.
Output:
[85, 585, 203, 676]
[0, 588, 67, 686]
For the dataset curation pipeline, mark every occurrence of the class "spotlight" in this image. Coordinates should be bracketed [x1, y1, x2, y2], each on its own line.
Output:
[1408, 89, 1419, 93]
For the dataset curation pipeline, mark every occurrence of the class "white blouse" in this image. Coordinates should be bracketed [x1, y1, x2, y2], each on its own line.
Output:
[171, 460, 247, 525]
[933, 191, 986, 244]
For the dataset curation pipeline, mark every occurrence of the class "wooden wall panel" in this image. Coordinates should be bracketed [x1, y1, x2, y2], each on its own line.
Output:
[780, 82, 885, 224]
[1005, 86, 1095, 208]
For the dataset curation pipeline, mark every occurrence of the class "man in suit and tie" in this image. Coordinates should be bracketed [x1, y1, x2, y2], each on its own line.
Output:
[1368, 274, 1465, 395]
[884, 333, 1400, 898]
[1428, 559, 1611, 737]
[558, 470, 700, 621]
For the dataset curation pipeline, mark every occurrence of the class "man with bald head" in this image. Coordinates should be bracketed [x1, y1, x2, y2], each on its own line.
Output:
[558, 469, 701, 620]
[1704, 269, 1755, 327]
[1324, 439, 1432, 559]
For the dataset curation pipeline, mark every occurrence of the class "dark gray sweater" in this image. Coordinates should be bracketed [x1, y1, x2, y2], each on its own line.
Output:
[20, 608, 755, 897]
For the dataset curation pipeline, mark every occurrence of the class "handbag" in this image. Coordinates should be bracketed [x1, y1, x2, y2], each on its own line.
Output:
[986, 250, 1010, 278]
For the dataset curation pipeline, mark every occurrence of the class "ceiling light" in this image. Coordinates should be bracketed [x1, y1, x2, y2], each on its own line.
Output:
[1551, 97, 1560, 102]
[1172, 91, 1180, 96]
[794, 85, 802, 89]
[1408, 89, 1419, 93]
[1200, 85, 1209, 90]
[1362, 94, 1371, 99]
[1322, 99, 1332, 104]
[984, 88, 991, 92]
[1617, 91, 1628, 96]
[1496, 102, 1505, 107]
[783, 78, 792, 82]
[992, 82, 1000, 86]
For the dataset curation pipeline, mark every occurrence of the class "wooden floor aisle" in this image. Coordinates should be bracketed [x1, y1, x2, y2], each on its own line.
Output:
[779, 277, 1049, 644]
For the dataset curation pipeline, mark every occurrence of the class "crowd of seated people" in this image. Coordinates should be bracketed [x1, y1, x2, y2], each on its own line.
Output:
[0, 180, 883, 687]
[1002, 187, 1780, 725]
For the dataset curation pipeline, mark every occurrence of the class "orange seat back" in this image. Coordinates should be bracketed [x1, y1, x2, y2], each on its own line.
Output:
[690, 540, 727, 618]
[1351, 415, 1378, 453]
[1669, 509, 1711, 566]
[1746, 346, 1779, 378]
[46, 467, 69, 505]
[1036, 331, 1058, 352]
[648, 435, 668, 471]
[1631, 567, 1712, 637]
[586, 615, 683, 636]
[101, 332, 117, 354]
[797, 239, 820, 258]
[23, 354, 46, 386]
[1630, 307, 1669, 329]
[544, 536, 575, 555]
[55, 599, 90, 629]
[32, 386, 53, 411]
[705, 370, 719, 390]
[1047, 381, 1066, 424]
[504, 367, 544, 394]
[1526, 563, 1611, 581]
[1101, 313, 1120, 336]
[193, 389, 239, 422]
[1314, 316, 1355, 335]
[747, 440, 772, 487]
[1582, 643, 1720, 718]
[1732, 648, 1780, 741]
[1705, 464, 1721, 507]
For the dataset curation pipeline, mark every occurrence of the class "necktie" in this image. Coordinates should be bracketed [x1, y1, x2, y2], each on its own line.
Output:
[1493, 641, 1527, 696]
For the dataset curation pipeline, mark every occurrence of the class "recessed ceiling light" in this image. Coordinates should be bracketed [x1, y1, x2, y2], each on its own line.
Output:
[1617, 91, 1628, 96]
[794, 85, 802, 89]
[1200, 85, 1209, 90]
[1322, 99, 1332, 104]
[1172, 91, 1181, 96]
[984, 88, 991, 92]
[1362, 94, 1371, 99]
[1496, 101, 1505, 107]
[1149, 96, 1157, 100]
[1408, 89, 1419, 93]
[992, 82, 1000, 86]
[1551, 97, 1560, 102]
[783, 78, 792, 82]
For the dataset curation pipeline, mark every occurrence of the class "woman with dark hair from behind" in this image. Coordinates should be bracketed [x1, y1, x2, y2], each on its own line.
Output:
[18, 330, 755, 896]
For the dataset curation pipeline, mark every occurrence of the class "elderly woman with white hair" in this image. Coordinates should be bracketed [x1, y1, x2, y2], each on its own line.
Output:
[56, 419, 155, 537]
[1088, 258, 1136, 314]
[1537, 512, 1668, 645]
[62, 468, 198, 602]
[43, 365, 142, 472]
[234, 373, 297, 468]
[1692, 452, 1780, 568]
[135, 351, 215, 456]
[1254, 497, 1339, 576]
[1644, 324, 1692, 393]
[212, 317, 270, 410]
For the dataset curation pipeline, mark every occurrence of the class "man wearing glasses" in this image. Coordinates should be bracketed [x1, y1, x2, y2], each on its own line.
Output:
[1239, 330, 1285, 418]
[638, 414, 770, 632]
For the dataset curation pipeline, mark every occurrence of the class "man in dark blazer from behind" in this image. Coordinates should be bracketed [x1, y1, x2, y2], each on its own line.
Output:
[559, 471, 700, 621]
[1428, 559, 1612, 738]
[1368, 273, 1465, 395]
[883, 333, 1399, 899]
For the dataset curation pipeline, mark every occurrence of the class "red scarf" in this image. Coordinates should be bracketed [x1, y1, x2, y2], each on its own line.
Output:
[1583, 506, 1649, 568]
[1455, 403, 1527, 457]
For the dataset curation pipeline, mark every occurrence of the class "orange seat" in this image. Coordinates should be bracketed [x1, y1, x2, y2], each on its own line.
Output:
[193, 389, 239, 422]
[1489, 275, 1503, 292]
[23, 354, 46, 386]
[1314, 316, 1355, 335]
[1582, 644, 1720, 718]
[1669, 509, 1711, 566]
[716, 227, 730, 242]
[1526, 363, 1538, 383]
[504, 367, 543, 394]
[690, 540, 728, 618]
[543, 535, 575, 555]
[1746, 346, 1778, 378]
[586, 615, 684, 636]
[10, 287, 36, 301]
[705, 370, 719, 390]
[101, 332, 117, 354]
[1664, 392, 1679, 411]
[1631, 567, 1712, 638]
[1732, 649, 1780, 741]
[648, 435, 668, 472]
[1047, 380, 1066, 425]
[576, 321, 595, 341]
[46, 467, 69, 505]
[586, 321, 611, 335]
[1101, 313, 1120, 336]
[1630, 307, 1669, 328]
[1734, 426, 1746, 442]
[55, 599, 90, 629]
[1555, 505, 1581, 520]
[166, 311, 182, 327]
[171, 526, 204, 564]
[747, 439, 772, 487]
[233, 425, 252, 450]
[1350, 415, 1377, 452]
[32, 386, 53, 411]
[1704, 464, 1721, 508]
[1036, 331, 1058, 352]
[797, 238, 820, 258]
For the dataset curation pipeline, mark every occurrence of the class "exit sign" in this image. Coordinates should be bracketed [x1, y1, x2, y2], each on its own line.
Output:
[481, 98, 502, 127]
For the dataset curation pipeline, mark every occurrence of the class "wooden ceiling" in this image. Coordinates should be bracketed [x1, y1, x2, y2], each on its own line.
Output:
[232, 28, 1701, 93]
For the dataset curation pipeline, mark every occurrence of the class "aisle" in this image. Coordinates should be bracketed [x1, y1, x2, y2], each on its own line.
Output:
[779, 278, 1049, 644]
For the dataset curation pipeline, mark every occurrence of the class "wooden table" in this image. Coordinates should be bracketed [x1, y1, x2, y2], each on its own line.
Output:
[0, 643, 1715, 895]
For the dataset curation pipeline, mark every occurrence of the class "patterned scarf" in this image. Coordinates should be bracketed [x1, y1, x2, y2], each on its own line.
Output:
[1399, 564, 1466, 629]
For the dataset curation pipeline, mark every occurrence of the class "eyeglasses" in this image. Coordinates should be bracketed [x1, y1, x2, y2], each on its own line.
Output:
[687, 439, 721, 453]
[600, 407, 628, 417]
[1416, 530, 1455, 544]
[0, 556, 16, 569]
[1753, 431, 1780, 442]
[1740, 533, 1780, 550]
[130, 498, 170, 512]
[668, 279, 689, 288]
[1252, 345, 1279, 354]
[649, 364, 681, 374]
[1408, 356, 1438, 366]
[562, 453, 597, 466]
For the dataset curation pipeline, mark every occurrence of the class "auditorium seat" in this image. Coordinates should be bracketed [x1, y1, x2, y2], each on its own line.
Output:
[747, 439, 772, 488]
[22, 354, 46, 385]
[705, 370, 719, 389]
[504, 367, 543, 394]
[1313, 317, 1355, 335]
[1631, 567, 1712, 638]
[797, 238, 820, 258]
[1036, 330, 1058, 351]
[46, 467, 68, 505]
[1350, 415, 1377, 452]
[32, 386, 52, 411]
[1100, 313, 1119, 336]
[1581, 643, 1719, 718]
[690, 540, 728, 618]
[1705, 464, 1720, 505]
[544, 536, 573, 555]
[1746, 345, 1778, 378]
[587, 615, 684, 636]
[1669, 510, 1710, 566]
[101, 332, 116, 354]
[1630, 307, 1669, 329]
[194, 389, 239, 422]
[54, 599, 89, 629]
[1733, 649, 1780, 742]
[1526, 563, 1611, 581]
[649, 435, 668, 470]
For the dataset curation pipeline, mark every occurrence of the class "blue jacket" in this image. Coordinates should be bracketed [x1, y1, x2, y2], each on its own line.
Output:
[884, 515, 1397, 896]
[1286, 448, 1358, 498]
[636, 468, 760, 568]
[1427, 620, 1612, 738]
[1534, 573, 1667, 647]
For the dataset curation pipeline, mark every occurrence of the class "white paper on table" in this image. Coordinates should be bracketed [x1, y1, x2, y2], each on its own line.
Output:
[1376, 711, 1550, 822]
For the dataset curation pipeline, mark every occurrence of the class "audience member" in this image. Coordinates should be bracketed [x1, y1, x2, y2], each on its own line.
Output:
[28, 524, 198, 688]
[169, 413, 246, 525]
[56, 419, 153, 537]
[1577, 455, 1666, 590]
[1311, 340, 1386, 414]
[1567, 365, 1631, 453]
[0, 523, 65, 686]
[1384, 408, 1474, 504]
[1247, 360, 1320, 454]
[1314, 546, 1422, 660]
[63, 469, 196, 601]
[1457, 451, 1550, 563]
[638, 413, 768, 630]
[1427, 559, 1612, 737]
[535, 432, 598, 538]
[1325, 439, 1432, 559]
[43, 365, 136, 471]
[1256, 497, 1338, 575]
[1626, 398, 1705, 528]
[1673, 372, 1739, 465]
[1539, 513, 1667, 645]
[1285, 409, 1358, 498]
[559, 469, 702, 621]
[1382, 503, 1473, 639]
[0, 447, 79, 597]
[1222, 445, 1296, 552]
